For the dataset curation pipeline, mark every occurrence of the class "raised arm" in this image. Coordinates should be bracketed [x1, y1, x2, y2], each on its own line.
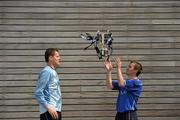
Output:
[104, 60, 113, 89]
[114, 57, 125, 87]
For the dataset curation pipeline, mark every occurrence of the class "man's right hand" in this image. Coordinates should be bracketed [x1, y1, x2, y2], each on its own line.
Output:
[46, 105, 58, 120]
[104, 59, 113, 72]
[114, 56, 122, 69]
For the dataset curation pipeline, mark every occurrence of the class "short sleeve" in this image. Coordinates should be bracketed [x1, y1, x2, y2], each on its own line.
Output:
[124, 80, 142, 96]
[112, 80, 121, 90]
[124, 80, 134, 88]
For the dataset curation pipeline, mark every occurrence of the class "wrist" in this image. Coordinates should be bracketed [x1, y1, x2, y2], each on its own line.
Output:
[117, 67, 121, 70]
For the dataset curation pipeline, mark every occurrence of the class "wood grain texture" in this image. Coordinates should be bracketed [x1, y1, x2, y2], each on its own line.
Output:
[0, 0, 180, 120]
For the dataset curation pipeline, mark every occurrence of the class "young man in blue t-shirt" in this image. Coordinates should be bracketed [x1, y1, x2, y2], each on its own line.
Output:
[104, 56, 143, 120]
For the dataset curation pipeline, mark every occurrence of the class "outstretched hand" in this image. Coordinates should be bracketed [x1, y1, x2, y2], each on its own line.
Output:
[104, 56, 122, 71]
[104, 59, 113, 72]
[114, 56, 122, 69]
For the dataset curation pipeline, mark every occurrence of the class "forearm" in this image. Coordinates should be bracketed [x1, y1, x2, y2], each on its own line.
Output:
[106, 71, 113, 89]
[35, 93, 55, 112]
[117, 68, 125, 87]
[34, 91, 48, 106]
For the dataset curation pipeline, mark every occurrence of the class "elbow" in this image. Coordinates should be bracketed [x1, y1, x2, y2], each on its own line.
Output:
[34, 90, 41, 100]
[118, 82, 125, 87]
[34, 92, 46, 106]
[108, 86, 113, 90]
[106, 84, 113, 90]
[34, 91, 39, 100]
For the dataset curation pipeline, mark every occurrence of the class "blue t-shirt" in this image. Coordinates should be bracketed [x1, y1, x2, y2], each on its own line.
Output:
[112, 79, 142, 113]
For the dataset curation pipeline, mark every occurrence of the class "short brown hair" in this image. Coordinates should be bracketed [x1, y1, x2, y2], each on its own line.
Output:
[130, 60, 143, 77]
[45, 48, 59, 62]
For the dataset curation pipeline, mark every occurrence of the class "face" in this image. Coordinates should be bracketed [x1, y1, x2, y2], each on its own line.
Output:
[49, 51, 61, 67]
[126, 62, 137, 76]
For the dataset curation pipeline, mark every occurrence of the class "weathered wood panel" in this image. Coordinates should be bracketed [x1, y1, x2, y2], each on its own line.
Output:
[0, 0, 180, 120]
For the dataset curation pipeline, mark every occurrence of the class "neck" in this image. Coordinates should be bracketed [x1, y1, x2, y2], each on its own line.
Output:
[48, 63, 56, 70]
[128, 75, 138, 80]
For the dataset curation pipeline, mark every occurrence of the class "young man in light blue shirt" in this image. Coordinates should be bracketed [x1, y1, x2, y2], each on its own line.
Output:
[35, 48, 62, 120]
[104, 57, 143, 120]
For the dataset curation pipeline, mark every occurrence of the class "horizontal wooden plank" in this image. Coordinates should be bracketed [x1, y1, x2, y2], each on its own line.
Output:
[0, 72, 179, 80]
[0, 0, 178, 1]
[0, 1, 179, 119]
[0, 91, 180, 99]
[0, 104, 179, 112]
[1, 61, 179, 69]
[0, 55, 179, 62]
[0, 1, 180, 7]
[78, 79, 180, 86]
[0, 67, 179, 74]
[0, 117, 179, 120]
[0, 79, 180, 87]
[1, 33, 180, 39]
[0, 110, 179, 118]
[0, 37, 179, 43]
[0, 62, 178, 70]
[0, 49, 179, 56]
[80, 86, 180, 92]
[1, 19, 180, 25]
[1, 13, 180, 19]
[1, 98, 180, 106]
[1, 25, 180, 31]
[118, 117, 180, 120]
[0, 85, 179, 93]
[65, 79, 180, 86]
[0, 87, 39, 93]
[80, 85, 180, 92]
[0, 43, 179, 50]
[1, 7, 180, 13]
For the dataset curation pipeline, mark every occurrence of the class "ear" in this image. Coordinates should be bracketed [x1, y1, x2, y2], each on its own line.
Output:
[134, 69, 138, 74]
[49, 55, 53, 61]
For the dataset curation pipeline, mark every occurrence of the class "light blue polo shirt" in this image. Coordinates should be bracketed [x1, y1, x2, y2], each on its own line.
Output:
[35, 66, 62, 114]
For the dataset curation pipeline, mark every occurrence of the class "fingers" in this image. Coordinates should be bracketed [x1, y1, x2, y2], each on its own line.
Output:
[54, 111, 58, 120]
[115, 56, 120, 61]
[104, 59, 111, 65]
[103, 59, 113, 71]
[51, 111, 58, 120]
[114, 56, 121, 63]
[104, 58, 110, 62]
[46, 105, 58, 120]
[114, 56, 122, 69]
[103, 60, 108, 67]
[103, 56, 122, 71]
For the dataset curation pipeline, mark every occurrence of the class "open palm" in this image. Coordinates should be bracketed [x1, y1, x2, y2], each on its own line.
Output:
[104, 60, 113, 71]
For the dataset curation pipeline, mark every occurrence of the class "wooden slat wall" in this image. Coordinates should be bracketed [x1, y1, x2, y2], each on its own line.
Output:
[0, 0, 180, 120]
